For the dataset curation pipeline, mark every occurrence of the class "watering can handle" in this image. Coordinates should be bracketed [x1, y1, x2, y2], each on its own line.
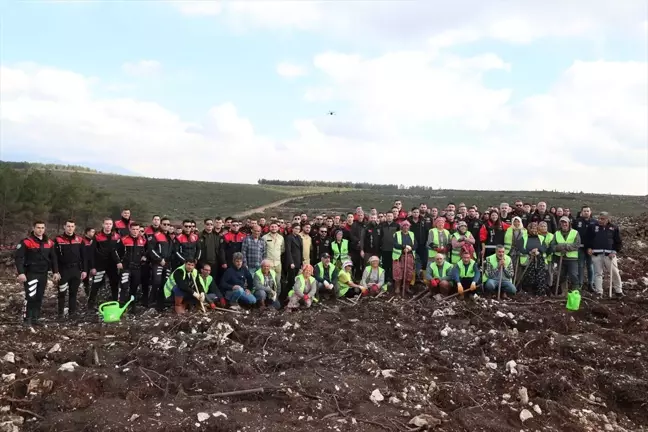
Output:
[99, 301, 120, 313]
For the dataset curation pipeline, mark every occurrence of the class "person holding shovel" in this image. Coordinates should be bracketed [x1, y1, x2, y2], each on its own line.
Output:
[252, 259, 281, 310]
[483, 246, 516, 297]
[392, 220, 417, 297]
[551, 216, 581, 295]
[426, 253, 454, 295]
[586, 212, 624, 298]
[517, 222, 549, 295]
[163, 259, 204, 314]
[450, 250, 481, 298]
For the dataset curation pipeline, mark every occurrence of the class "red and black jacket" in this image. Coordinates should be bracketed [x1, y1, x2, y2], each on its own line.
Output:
[119, 234, 147, 269]
[173, 232, 200, 265]
[144, 226, 159, 242]
[148, 231, 173, 264]
[83, 236, 94, 269]
[14, 233, 58, 274]
[222, 231, 247, 265]
[114, 218, 131, 237]
[55, 233, 87, 272]
[93, 230, 121, 268]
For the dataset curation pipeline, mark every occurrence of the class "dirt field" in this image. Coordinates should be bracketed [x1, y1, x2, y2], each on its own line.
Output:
[1, 220, 648, 431]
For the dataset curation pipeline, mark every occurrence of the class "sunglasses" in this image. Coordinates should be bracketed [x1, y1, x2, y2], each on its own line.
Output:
[183, 225, 192, 228]
[319, 230, 327, 233]
[161, 223, 170, 226]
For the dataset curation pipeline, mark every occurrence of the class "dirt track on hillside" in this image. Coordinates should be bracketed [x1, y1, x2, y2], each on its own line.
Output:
[234, 196, 306, 218]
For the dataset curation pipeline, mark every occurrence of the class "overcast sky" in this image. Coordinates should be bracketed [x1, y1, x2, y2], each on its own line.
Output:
[1, 1, 647, 194]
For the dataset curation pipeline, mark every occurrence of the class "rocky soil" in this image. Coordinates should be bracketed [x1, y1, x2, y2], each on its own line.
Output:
[1, 217, 648, 432]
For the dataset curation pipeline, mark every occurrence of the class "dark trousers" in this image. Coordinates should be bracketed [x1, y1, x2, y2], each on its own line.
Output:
[58, 267, 81, 316]
[350, 250, 362, 280]
[120, 267, 142, 305]
[381, 251, 393, 281]
[82, 273, 91, 296]
[150, 264, 169, 310]
[140, 262, 151, 298]
[23, 271, 48, 322]
[88, 264, 119, 308]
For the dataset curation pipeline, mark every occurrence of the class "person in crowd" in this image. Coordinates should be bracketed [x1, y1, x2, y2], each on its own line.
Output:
[379, 211, 399, 281]
[331, 229, 350, 268]
[555, 207, 565, 220]
[336, 261, 363, 298]
[241, 224, 265, 274]
[163, 259, 202, 314]
[262, 222, 284, 282]
[299, 223, 313, 266]
[426, 253, 453, 295]
[499, 203, 512, 224]
[88, 218, 121, 309]
[199, 263, 226, 309]
[586, 212, 624, 298]
[54, 219, 87, 320]
[551, 216, 581, 294]
[312, 226, 331, 264]
[427, 217, 450, 263]
[252, 259, 281, 309]
[172, 219, 201, 269]
[287, 264, 317, 310]
[573, 205, 596, 292]
[349, 212, 365, 279]
[517, 222, 549, 295]
[361, 213, 381, 265]
[314, 253, 338, 299]
[222, 220, 247, 267]
[147, 217, 173, 310]
[199, 218, 225, 280]
[408, 208, 430, 280]
[220, 252, 257, 310]
[360, 256, 386, 295]
[532, 202, 557, 233]
[450, 250, 481, 298]
[480, 210, 509, 260]
[465, 207, 483, 258]
[537, 221, 554, 286]
[259, 217, 269, 235]
[450, 221, 476, 264]
[117, 221, 148, 310]
[483, 245, 516, 297]
[504, 217, 526, 267]
[81, 227, 95, 296]
[392, 220, 416, 296]
[141, 215, 161, 299]
[284, 223, 303, 295]
[394, 200, 408, 222]
[114, 208, 132, 237]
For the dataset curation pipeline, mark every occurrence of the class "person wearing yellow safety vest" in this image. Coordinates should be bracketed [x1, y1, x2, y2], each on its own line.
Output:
[199, 263, 227, 309]
[483, 246, 516, 296]
[287, 264, 318, 310]
[163, 259, 204, 314]
[360, 255, 386, 296]
[331, 230, 350, 268]
[449, 221, 476, 264]
[449, 251, 481, 297]
[252, 259, 281, 310]
[550, 216, 581, 294]
[537, 221, 555, 286]
[504, 216, 526, 257]
[392, 220, 417, 296]
[516, 222, 549, 295]
[426, 253, 454, 295]
[336, 260, 363, 298]
[314, 253, 339, 300]
[427, 217, 450, 262]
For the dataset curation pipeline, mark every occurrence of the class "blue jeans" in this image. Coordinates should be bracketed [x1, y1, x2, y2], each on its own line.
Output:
[225, 288, 257, 305]
[578, 249, 594, 288]
[253, 290, 281, 308]
[484, 279, 516, 295]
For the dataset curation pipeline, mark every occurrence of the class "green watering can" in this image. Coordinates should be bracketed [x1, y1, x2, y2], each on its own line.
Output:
[566, 290, 581, 311]
[99, 296, 134, 322]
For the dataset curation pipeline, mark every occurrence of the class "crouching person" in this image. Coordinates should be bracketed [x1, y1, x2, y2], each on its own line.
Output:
[450, 251, 481, 298]
[314, 253, 338, 300]
[287, 264, 317, 310]
[199, 263, 227, 309]
[163, 259, 204, 314]
[253, 259, 281, 310]
[336, 261, 363, 298]
[483, 245, 516, 297]
[426, 253, 453, 295]
[220, 252, 257, 310]
[360, 256, 386, 296]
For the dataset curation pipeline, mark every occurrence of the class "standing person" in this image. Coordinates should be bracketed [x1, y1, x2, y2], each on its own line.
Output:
[517, 222, 549, 295]
[14, 221, 59, 326]
[117, 222, 147, 309]
[379, 212, 399, 281]
[450, 221, 476, 264]
[350, 213, 365, 280]
[361, 214, 381, 265]
[172, 219, 201, 269]
[141, 215, 161, 303]
[284, 224, 304, 297]
[148, 217, 173, 311]
[54, 220, 87, 320]
[299, 223, 313, 266]
[537, 221, 555, 287]
[222, 220, 247, 267]
[394, 200, 408, 223]
[82, 227, 95, 296]
[480, 210, 509, 260]
[532, 202, 557, 233]
[241, 224, 266, 274]
[114, 208, 132, 237]
[499, 203, 512, 224]
[199, 218, 225, 278]
[551, 216, 581, 294]
[427, 217, 450, 263]
[586, 212, 624, 298]
[262, 222, 284, 283]
[408, 208, 430, 280]
[311, 226, 331, 264]
[465, 207, 483, 259]
[573, 206, 597, 292]
[331, 229, 350, 268]
[392, 220, 416, 296]
[88, 218, 121, 310]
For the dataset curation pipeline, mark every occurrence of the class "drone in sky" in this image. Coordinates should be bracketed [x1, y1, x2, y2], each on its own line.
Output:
[327, 111, 336, 116]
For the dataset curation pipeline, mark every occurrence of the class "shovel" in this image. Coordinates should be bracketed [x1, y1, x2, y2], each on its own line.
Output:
[441, 284, 477, 302]
[554, 255, 563, 296]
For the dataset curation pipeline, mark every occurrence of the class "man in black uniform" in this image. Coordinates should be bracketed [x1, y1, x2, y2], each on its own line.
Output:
[14, 221, 59, 326]
[464, 207, 483, 262]
[88, 218, 121, 310]
[81, 227, 95, 295]
[54, 220, 87, 320]
[148, 217, 173, 310]
[141, 215, 161, 304]
[117, 222, 147, 309]
[114, 208, 132, 237]
[172, 219, 201, 269]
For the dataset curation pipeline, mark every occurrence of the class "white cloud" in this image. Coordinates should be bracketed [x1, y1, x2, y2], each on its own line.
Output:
[2, 57, 646, 194]
[121, 60, 162, 77]
[276, 62, 307, 78]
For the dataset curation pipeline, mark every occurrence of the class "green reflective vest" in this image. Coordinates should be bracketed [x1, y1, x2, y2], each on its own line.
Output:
[428, 228, 450, 258]
[337, 269, 352, 297]
[519, 233, 546, 265]
[483, 254, 511, 282]
[429, 261, 453, 279]
[504, 227, 527, 254]
[392, 231, 415, 261]
[254, 268, 277, 290]
[456, 260, 477, 279]
[163, 265, 198, 298]
[542, 232, 554, 263]
[363, 266, 385, 290]
[331, 240, 349, 263]
[450, 231, 475, 263]
[554, 230, 578, 259]
[197, 274, 213, 294]
[316, 262, 334, 281]
[288, 274, 319, 303]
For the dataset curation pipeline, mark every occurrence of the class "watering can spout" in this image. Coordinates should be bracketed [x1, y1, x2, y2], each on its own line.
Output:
[120, 295, 135, 313]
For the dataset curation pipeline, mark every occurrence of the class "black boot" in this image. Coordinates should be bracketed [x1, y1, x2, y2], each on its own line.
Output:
[23, 308, 33, 328]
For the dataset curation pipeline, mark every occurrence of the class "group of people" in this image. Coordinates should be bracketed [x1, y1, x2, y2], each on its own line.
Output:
[13, 199, 624, 326]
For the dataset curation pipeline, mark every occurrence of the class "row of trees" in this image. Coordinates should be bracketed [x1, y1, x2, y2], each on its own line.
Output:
[258, 178, 446, 192]
[1, 161, 99, 173]
[0, 164, 143, 243]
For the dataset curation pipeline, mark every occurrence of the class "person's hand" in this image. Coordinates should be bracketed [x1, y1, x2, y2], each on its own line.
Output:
[141, 256, 147, 262]
[199, 293, 205, 302]
[245, 289, 251, 295]
[405, 245, 412, 252]
[17, 274, 27, 283]
[470, 282, 477, 291]
[193, 292, 201, 300]
[303, 294, 309, 302]
[457, 283, 464, 294]
[499, 259, 505, 268]
[234, 285, 243, 291]
[80, 272, 87, 280]
[431, 279, 439, 288]
[360, 250, 365, 258]
[269, 291, 277, 301]
[586, 249, 593, 256]
[210, 302, 216, 310]
[222, 264, 228, 269]
[116, 263, 123, 270]
[609, 253, 616, 259]
[220, 298, 227, 307]
[360, 288, 368, 297]
[290, 264, 295, 269]
[90, 268, 97, 276]
[160, 259, 166, 267]
[53, 272, 61, 282]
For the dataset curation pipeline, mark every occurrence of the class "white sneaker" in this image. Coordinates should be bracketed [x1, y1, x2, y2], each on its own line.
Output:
[230, 304, 243, 311]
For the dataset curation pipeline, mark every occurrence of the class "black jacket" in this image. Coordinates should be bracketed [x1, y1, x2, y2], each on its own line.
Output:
[119, 234, 147, 269]
[92, 230, 121, 269]
[379, 221, 400, 252]
[285, 234, 303, 268]
[311, 236, 331, 263]
[572, 217, 597, 247]
[349, 221, 365, 251]
[15, 233, 58, 274]
[361, 223, 381, 254]
[585, 223, 622, 255]
[148, 231, 173, 264]
[199, 230, 225, 266]
[173, 233, 201, 266]
[531, 211, 557, 233]
[408, 217, 429, 249]
[55, 233, 87, 272]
